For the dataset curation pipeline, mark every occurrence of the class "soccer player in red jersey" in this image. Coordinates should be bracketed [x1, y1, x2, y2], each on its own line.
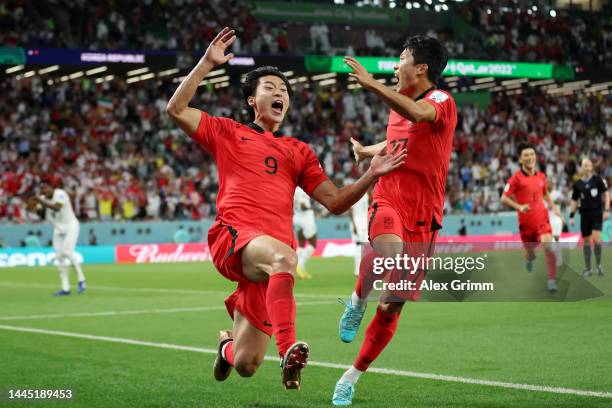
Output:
[332, 36, 457, 405]
[166, 27, 406, 390]
[501, 142, 561, 292]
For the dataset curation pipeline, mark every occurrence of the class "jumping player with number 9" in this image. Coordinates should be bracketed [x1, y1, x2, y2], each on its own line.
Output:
[166, 27, 406, 391]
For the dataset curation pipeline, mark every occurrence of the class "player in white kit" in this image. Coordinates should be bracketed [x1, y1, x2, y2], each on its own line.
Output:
[33, 182, 87, 295]
[547, 180, 564, 266]
[293, 187, 317, 279]
[350, 192, 370, 276]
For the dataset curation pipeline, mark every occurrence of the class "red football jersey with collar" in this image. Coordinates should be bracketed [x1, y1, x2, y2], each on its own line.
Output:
[373, 88, 457, 232]
[503, 169, 548, 226]
[190, 111, 329, 246]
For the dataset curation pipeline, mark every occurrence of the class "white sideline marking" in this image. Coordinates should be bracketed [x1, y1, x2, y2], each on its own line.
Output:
[1, 324, 610, 399]
[0, 306, 226, 321]
[0, 301, 334, 321]
[0, 282, 342, 299]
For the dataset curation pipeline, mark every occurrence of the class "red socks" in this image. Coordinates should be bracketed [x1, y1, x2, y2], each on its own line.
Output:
[545, 249, 557, 280]
[222, 341, 235, 366]
[355, 249, 381, 300]
[266, 272, 296, 356]
[354, 307, 400, 372]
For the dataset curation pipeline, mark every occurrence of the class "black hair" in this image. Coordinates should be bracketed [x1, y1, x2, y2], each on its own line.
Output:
[241, 66, 293, 121]
[403, 36, 448, 83]
[517, 142, 536, 157]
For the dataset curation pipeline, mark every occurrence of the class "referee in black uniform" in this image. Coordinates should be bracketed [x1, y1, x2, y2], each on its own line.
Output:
[570, 159, 610, 276]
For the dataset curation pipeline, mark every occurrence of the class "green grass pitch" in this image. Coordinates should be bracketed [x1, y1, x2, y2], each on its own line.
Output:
[1, 250, 611, 407]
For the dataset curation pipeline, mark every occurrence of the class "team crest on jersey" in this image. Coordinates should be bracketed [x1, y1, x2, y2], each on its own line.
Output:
[428, 90, 448, 103]
[384, 217, 394, 229]
[591, 188, 598, 197]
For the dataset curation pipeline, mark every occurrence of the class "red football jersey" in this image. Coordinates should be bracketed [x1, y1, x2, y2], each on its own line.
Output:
[191, 112, 329, 246]
[373, 88, 457, 232]
[503, 170, 548, 226]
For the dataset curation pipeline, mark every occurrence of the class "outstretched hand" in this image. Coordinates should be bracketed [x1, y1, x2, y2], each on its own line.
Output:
[203, 27, 236, 66]
[344, 56, 376, 90]
[369, 143, 406, 178]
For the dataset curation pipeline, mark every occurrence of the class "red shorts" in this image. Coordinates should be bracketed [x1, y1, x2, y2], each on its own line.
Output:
[367, 201, 439, 301]
[519, 219, 552, 245]
[208, 220, 274, 336]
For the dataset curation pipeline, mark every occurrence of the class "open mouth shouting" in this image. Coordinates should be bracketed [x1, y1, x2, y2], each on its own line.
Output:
[271, 100, 284, 115]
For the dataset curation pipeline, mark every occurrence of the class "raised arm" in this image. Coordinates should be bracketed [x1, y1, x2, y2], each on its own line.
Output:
[166, 27, 236, 135]
[343, 57, 436, 123]
[312, 145, 406, 215]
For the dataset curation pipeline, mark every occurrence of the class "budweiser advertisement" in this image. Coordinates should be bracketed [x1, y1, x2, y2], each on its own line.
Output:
[1, 233, 586, 267]
[115, 243, 212, 264]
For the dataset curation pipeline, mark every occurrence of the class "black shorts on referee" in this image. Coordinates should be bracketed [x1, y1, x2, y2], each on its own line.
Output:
[580, 212, 603, 237]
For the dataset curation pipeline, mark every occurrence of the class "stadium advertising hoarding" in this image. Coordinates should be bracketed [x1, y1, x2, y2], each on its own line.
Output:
[0, 47, 26, 65]
[251, 1, 411, 26]
[115, 243, 212, 264]
[306, 56, 575, 79]
[0, 234, 586, 267]
[0, 246, 115, 268]
[23, 48, 175, 66]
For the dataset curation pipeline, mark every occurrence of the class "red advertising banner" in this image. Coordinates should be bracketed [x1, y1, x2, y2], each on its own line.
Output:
[116, 243, 211, 264]
[114, 233, 583, 264]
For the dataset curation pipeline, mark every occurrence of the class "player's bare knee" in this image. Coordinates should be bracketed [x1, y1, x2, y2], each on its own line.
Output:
[234, 357, 261, 377]
[270, 250, 298, 274]
[373, 243, 403, 259]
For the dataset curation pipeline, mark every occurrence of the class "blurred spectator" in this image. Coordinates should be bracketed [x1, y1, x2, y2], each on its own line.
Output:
[173, 225, 190, 243]
[24, 231, 41, 247]
[88, 229, 98, 246]
[310, 22, 330, 54]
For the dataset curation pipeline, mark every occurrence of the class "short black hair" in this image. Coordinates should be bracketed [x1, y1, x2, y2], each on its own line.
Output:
[403, 36, 448, 83]
[517, 142, 536, 157]
[241, 66, 293, 121]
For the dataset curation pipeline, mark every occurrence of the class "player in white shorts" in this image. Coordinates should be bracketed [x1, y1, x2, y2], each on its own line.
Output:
[547, 180, 564, 266]
[350, 192, 370, 276]
[32, 182, 87, 295]
[293, 187, 317, 279]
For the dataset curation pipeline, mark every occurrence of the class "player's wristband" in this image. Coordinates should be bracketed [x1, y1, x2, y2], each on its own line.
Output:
[569, 211, 575, 219]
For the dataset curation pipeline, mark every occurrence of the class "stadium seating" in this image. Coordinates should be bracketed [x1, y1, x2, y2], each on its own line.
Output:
[1, 73, 610, 222]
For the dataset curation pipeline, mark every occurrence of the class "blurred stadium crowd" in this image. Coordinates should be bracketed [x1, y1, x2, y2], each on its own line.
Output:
[1, 1, 610, 223]
[2, 1, 610, 66]
[2, 74, 610, 223]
